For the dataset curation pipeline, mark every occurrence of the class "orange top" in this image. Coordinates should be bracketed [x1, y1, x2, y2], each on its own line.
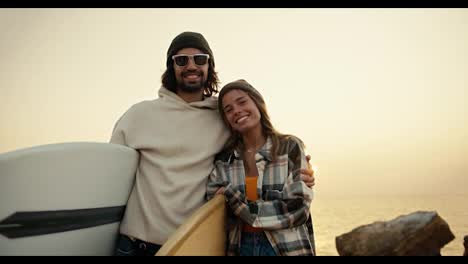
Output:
[245, 176, 258, 201]
[243, 175, 263, 232]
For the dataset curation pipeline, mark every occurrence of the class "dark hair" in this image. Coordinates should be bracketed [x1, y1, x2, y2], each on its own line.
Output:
[161, 57, 219, 97]
[218, 80, 304, 161]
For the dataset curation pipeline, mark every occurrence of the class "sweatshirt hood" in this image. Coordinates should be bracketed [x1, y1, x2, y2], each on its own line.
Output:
[158, 86, 219, 110]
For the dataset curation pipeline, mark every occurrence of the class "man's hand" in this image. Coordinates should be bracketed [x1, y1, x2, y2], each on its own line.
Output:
[301, 155, 316, 188]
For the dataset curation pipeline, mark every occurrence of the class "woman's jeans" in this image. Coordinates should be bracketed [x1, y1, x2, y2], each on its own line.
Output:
[115, 234, 162, 256]
[239, 232, 277, 256]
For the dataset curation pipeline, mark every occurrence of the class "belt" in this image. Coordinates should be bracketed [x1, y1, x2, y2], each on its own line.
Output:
[126, 235, 162, 255]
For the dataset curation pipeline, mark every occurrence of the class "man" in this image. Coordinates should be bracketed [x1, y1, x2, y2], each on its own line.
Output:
[110, 31, 315, 256]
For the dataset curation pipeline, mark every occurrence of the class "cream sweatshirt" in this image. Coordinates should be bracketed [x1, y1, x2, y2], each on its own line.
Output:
[110, 87, 230, 245]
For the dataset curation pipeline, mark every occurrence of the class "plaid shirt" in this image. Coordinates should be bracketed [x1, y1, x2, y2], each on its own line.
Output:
[206, 137, 315, 256]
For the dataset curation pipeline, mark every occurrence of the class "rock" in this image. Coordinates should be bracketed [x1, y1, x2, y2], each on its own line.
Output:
[464, 235, 467, 256]
[335, 211, 455, 256]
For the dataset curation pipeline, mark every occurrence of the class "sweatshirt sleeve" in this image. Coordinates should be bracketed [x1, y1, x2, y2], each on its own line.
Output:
[223, 139, 313, 230]
[110, 123, 126, 146]
[109, 108, 131, 146]
[206, 157, 230, 201]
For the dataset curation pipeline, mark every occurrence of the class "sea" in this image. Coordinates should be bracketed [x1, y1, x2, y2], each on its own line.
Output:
[311, 194, 468, 256]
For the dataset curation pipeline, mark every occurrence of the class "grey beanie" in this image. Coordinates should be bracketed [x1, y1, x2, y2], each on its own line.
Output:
[218, 79, 265, 112]
[166, 31, 214, 67]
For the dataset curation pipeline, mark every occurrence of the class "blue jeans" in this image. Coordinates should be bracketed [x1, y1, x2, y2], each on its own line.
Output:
[240, 232, 277, 256]
[114, 234, 162, 256]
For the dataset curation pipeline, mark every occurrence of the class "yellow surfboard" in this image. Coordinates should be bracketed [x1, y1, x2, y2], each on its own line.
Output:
[156, 195, 227, 256]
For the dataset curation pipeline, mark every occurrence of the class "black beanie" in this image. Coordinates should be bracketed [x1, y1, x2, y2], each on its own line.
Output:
[166, 31, 214, 68]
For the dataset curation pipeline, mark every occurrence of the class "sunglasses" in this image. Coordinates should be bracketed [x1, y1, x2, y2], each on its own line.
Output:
[172, 54, 210, 67]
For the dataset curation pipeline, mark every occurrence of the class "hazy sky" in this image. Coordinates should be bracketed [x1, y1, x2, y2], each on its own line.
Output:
[1, 9, 467, 197]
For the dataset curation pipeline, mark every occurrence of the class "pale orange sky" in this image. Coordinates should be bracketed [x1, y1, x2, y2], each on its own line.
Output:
[1, 9, 467, 197]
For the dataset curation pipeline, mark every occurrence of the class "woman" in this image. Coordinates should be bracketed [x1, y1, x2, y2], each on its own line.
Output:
[206, 79, 315, 256]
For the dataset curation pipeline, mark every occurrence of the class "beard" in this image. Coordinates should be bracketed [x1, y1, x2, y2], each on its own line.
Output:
[176, 71, 207, 93]
[177, 81, 204, 93]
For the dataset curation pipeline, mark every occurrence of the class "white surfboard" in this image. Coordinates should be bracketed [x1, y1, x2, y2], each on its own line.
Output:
[0, 142, 138, 256]
[156, 195, 226, 256]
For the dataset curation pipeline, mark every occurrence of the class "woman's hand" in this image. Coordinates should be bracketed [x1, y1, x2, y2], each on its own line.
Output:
[300, 155, 316, 188]
[215, 187, 225, 195]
